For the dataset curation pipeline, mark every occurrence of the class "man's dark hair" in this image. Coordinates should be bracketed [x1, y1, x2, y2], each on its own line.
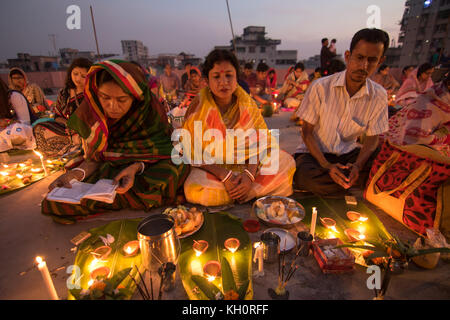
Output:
[184, 62, 192, 67]
[331, 39, 337, 43]
[417, 62, 433, 79]
[378, 64, 389, 72]
[256, 62, 269, 73]
[329, 59, 346, 75]
[321, 38, 328, 44]
[294, 62, 305, 71]
[314, 67, 322, 73]
[189, 69, 200, 76]
[350, 28, 390, 56]
[203, 49, 240, 79]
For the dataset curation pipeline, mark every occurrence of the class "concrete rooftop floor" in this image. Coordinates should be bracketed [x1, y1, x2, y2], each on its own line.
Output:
[0, 111, 449, 300]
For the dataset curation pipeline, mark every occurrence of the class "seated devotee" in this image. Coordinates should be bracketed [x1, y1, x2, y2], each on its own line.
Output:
[241, 62, 257, 89]
[395, 63, 435, 108]
[184, 68, 206, 95]
[181, 49, 296, 206]
[267, 68, 277, 91]
[250, 62, 272, 107]
[294, 28, 390, 197]
[371, 64, 400, 95]
[309, 67, 322, 83]
[41, 60, 188, 224]
[181, 62, 192, 90]
[279, 62, 310, 109]
[0, 78, 36, 152]
[384, 73, 450, 157]
[401, 65, 415, 84]
[8, 67, 48, 117]
[33, 58, 92, 158]
[159, 63, 180, 101]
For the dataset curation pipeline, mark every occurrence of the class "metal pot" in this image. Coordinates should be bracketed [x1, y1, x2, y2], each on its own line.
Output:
[137, 214, 180, 272]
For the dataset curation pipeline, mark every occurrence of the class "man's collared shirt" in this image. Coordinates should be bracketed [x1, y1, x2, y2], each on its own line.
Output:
[295, 70, 388, 155]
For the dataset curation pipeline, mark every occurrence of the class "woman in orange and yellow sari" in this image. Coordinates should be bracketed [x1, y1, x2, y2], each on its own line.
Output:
[180, 50, 296, 206]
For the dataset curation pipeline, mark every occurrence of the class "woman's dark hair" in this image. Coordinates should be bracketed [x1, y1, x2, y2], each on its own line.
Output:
[321, 38, 328, 44]
[268, 69, 276, 76]
[244, 62, 253, 70]
[417, 63, 433, 79]
[202, 49, 240, 79]
[95, 69, 117, 87]
[350, 28, 390, 56]
[378, 64, 389, 72]
[294, 62, 305, 71]
[314, 67, 322, 73]
[65, 57, 92, 89]
[0, 78, 13, 119]
[189, 69, 200, 76]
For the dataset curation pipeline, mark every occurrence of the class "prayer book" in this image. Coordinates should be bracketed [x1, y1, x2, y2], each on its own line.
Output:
[46, 179, 117, 204]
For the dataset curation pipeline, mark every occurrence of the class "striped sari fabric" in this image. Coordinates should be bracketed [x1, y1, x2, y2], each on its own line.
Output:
[41, 60, 188, 224]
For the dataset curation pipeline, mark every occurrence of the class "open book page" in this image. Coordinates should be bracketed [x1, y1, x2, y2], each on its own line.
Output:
[46, 180, 95, 204]
[82, 179, 117, 204]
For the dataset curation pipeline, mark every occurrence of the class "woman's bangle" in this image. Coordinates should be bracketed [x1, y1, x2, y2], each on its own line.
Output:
[71, 168, 86, 181]
[221, 170, 233, 183]
[244, 169, 255, 182]
[136, 162, 145, 175]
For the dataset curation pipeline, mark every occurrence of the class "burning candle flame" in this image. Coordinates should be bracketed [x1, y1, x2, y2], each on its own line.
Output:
[35, 256, 43, 264]
[16, 174, 23, 179]
[125, 246, 133, 255]
[88, 279, 94, 287]
[3, 164, 8, 168]
[207, 275, 216, 282]
[359, 216, 368, 222]
[33, 150, 43, 158]
[0, 171, 7, 177]
[19, 163, 26, 168]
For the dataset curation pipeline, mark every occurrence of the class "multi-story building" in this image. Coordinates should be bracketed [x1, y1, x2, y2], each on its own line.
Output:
[390, 0, 450, 67]
[59, 48, 96, 67]
[215, 26, 298, 68]
[121, 40, 149, 65]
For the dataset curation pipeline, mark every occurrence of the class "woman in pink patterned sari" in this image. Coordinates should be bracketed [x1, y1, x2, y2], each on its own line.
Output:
[395, 63, 434, 108]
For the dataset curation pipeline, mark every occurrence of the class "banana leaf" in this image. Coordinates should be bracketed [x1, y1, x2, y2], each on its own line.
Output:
[178, 211, 253, 300]
[293, 196, 392, 242]
[67, 219, 143, 300]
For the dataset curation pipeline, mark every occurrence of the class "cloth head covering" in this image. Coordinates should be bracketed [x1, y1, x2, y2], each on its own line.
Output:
[67, 60, 172, 164]
[396, 68, 434, 105]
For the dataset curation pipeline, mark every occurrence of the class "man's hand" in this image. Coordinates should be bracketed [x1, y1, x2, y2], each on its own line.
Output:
[347, 163, 360, 188]
[327, 163, 351, 189]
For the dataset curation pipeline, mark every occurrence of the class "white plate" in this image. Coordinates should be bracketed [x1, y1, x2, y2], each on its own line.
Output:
[252, 196, 305, 228]
[264, 228, 296, 252]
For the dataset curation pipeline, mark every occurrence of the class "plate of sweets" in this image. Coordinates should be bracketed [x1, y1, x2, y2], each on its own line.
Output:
[162, 205, 204, 238]
[252, 196, 305, 228]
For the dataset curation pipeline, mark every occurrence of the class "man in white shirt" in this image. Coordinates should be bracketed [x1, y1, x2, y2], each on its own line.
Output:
[294, 28, 390, 197]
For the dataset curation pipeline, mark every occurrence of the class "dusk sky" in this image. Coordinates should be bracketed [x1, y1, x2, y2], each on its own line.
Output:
[0, 0, 405, 62]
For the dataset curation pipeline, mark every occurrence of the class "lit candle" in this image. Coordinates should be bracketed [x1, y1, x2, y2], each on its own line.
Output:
[33, 150, 49, 176]
[190, 259, 203, 276]
[122, 240, 139, 257]
[253, 242, 264, 276]
[344, 228, 365, 242]
[31, 168, 43, 173]
[35, 256, 59, 300]
[310, 207, 318, 239]
[224, 238, 240, 253]
[192, 240, 209, 257]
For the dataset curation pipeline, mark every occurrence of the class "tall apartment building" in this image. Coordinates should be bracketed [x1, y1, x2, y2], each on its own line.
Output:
[121, 40, 149, 65]
[215, 26, 297, 68]
[392, 0, 450, 67]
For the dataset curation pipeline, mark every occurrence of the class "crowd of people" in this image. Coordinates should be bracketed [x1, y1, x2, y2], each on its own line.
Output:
[0, 27, 448, 224]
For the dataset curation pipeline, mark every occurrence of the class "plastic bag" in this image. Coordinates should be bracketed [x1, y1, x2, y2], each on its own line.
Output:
[0, 122, 36, 152]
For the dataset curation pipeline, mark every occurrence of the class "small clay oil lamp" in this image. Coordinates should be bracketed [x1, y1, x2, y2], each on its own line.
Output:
[90, 266, 111, 280]
[344, 228, 366, 242]
[192, 240, 209, 257]
[224, 238, 240, 253]
[320, 217, 339, 233]
[92, 246, 112, 260]
[122, 240, 140, 257]
[203, 261, 221, 282]
[347, 211, 368, 222]
[31, 167, 44, 174]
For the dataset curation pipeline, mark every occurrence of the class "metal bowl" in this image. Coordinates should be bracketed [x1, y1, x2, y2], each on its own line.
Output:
[251, 196, 305, 229]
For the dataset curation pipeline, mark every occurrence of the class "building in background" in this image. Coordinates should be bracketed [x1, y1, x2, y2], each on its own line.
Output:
[59, 48, 96, 67]
[7, 53, 58, 72]
[121, 40, 149, 66]
[215, 26, 298, 68]
[387, 0, 450, 68]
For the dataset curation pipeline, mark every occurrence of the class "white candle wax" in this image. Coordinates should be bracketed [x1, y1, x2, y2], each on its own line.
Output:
[35, 257, 59, 300]
[253, 243, 264, 274]
[310, 207, 318, 239]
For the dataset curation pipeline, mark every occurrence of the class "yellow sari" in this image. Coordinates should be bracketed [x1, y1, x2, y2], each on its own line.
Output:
[182, 86, 295, 206]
